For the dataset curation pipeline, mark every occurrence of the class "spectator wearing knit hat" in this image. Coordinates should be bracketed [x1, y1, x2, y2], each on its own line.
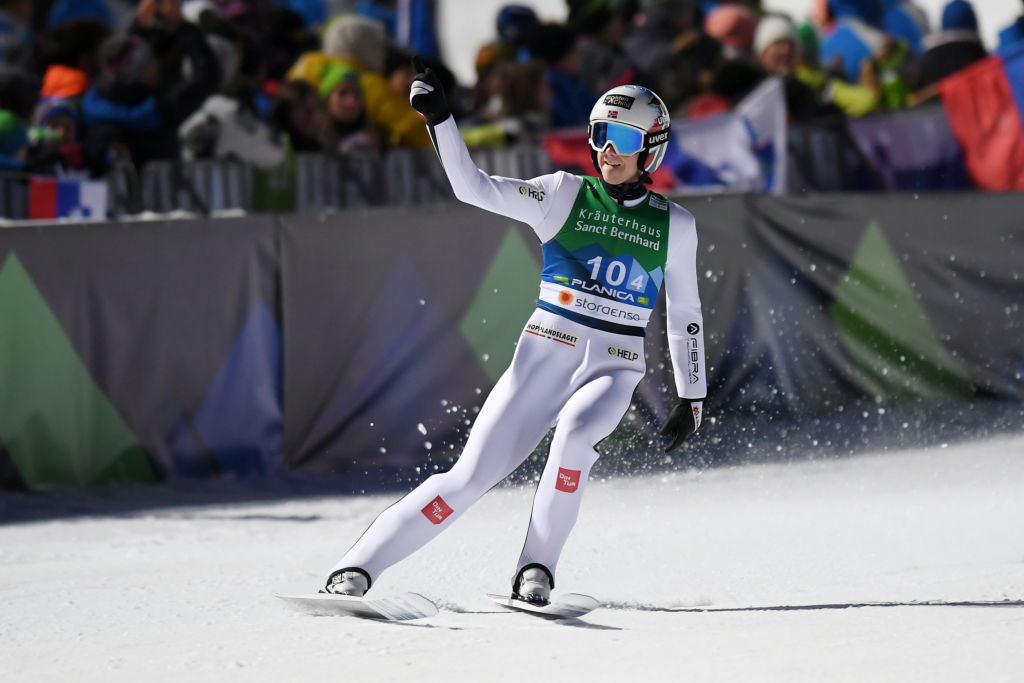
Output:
[916, 0, 986, 89]
[496, 4, 539, 53]
[755, 14, 798, 76]
[24, 97, 89, 174]
[35, 18, 112, 103]
[321, 63, 380, 154]
[286, 13, 432, 148]
[28, 16, 112, 175]
[31, 98, 79, 145]
[753, 13, 835, 121]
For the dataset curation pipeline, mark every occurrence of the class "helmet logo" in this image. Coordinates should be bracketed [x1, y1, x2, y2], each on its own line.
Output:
[603, 93, 635, 109]
[648, 130, 670, 145]
[607, 110, 618, 119]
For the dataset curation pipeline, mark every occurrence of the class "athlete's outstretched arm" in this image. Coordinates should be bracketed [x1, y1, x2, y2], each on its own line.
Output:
[409, 57, 574, 238]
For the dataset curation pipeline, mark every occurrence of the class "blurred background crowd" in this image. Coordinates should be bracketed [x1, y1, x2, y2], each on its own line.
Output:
[0, 0, 1021, 180]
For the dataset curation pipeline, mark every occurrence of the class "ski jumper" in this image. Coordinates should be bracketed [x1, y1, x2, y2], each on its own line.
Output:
[330, 117, 707, 588]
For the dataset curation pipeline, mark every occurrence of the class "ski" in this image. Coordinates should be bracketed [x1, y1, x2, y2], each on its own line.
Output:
[487, 592, 600, 619]
[276, 592, 438, 621]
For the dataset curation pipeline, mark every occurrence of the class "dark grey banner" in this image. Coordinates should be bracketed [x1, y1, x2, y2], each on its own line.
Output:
[1, 192, 1022, 492]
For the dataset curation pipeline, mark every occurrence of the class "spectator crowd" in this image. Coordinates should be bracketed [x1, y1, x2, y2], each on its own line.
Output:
[0, 0, 1021, 181]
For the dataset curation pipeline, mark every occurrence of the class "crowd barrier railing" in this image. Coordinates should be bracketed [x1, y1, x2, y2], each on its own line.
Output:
[0, 106, 973, 222]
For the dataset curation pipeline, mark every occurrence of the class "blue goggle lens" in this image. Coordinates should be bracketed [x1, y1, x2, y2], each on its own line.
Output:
[589, 122, 645, 155]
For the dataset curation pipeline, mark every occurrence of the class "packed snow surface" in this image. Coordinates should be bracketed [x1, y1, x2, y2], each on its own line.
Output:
[3, 435, 1023, 682]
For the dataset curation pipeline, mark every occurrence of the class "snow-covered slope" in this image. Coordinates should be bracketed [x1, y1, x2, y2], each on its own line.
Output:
[3, 435, 1023, 682]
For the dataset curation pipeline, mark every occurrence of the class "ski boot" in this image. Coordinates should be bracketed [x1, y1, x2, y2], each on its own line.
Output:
[512, 564, 553, 606]
[323, 568, 370, 597]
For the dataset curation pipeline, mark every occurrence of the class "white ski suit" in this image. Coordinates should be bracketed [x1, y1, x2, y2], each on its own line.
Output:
[330, 117, 706, 590]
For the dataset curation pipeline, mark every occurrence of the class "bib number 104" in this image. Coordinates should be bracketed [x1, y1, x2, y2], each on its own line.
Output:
[586, 256, 645, 292]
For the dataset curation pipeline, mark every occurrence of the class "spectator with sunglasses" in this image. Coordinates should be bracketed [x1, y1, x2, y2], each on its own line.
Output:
[319, 59, 707, 607]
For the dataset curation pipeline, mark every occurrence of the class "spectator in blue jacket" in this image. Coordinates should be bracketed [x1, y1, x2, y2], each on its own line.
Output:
[997, 1, 1024, 58]
[80, 0, 221, 173]
[820, 0, 889, 83]
[883, 0, 930, 55]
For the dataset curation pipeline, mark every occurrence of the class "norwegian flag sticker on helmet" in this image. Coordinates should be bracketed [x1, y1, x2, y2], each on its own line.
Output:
[607, 110, 618, 119]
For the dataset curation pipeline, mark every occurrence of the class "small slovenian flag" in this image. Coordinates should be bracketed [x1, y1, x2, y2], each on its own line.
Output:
[28, 177, 108, 220]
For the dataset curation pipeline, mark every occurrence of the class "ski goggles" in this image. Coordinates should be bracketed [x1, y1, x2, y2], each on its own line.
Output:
[589, 122, 646, 155]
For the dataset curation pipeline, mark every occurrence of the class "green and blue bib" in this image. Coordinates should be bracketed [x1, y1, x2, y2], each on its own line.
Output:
[538, 176, 670, 333]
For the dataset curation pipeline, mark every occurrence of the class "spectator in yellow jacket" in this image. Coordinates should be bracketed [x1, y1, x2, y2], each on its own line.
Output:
[286, 14, 431, 149]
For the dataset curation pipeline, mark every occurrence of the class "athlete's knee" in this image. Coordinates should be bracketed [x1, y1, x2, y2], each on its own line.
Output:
[551, 419, 608, 457]
[434, 462, 501, 498]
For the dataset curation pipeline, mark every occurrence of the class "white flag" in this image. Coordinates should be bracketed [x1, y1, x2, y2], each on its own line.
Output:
[665, 77, 787, 195]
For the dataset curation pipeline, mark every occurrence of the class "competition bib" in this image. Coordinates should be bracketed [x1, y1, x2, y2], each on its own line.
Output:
[539, 177, 670, 328]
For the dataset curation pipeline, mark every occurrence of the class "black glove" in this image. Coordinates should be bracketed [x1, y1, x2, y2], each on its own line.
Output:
[409, 55, 451, 126]
[660, 400, 703, 452]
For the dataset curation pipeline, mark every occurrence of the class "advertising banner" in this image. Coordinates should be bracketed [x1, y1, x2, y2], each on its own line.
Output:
[1, 193, 1022, 491]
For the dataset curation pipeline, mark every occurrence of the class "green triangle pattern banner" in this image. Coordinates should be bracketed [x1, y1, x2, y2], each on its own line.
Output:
[0, 253, 155, 490]
[458, 226, 542, 382]
[829, 221, 973, 402]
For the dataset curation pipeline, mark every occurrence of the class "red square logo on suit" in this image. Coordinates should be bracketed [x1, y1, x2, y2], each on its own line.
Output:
[422, 496, 454, 524]
[556, 468, 581, 493]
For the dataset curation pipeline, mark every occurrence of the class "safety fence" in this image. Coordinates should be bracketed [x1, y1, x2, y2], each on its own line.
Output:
[0, 144, 556, 219]
[0, 105, 972, 222]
